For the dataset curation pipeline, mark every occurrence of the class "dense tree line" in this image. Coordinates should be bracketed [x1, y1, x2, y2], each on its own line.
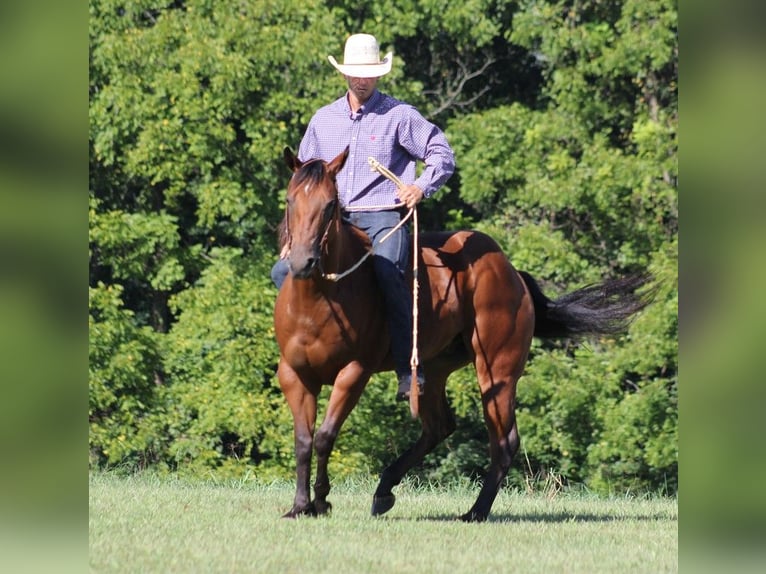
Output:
[89, 0, 677, 493]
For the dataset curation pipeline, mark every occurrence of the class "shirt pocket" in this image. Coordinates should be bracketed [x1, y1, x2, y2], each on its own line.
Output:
[361, 133, 397, 169]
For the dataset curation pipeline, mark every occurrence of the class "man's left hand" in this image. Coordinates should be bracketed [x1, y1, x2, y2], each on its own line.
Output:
[397, 184, 424, 208]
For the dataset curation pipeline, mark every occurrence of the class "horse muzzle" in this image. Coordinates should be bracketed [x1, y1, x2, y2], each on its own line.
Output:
[288, 246, 321, 279]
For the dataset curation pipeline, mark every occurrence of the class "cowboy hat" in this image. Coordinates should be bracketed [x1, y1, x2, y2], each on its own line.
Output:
[327, 34, 393, 78]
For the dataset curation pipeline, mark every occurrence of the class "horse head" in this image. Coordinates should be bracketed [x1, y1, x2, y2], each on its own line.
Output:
[282, 146, 349, 279]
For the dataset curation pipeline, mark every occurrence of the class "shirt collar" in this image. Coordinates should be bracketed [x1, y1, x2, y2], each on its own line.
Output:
[345, 89, 381, 119]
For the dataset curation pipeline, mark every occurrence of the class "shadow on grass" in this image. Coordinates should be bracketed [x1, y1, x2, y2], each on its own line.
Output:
[382, 512, 677, 523]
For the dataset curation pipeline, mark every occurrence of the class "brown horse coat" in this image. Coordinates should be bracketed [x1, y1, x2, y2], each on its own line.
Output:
[274, 147, 651, 521]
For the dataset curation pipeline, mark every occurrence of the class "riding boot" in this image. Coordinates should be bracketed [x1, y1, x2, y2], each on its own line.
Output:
[373, 256, 425, 400]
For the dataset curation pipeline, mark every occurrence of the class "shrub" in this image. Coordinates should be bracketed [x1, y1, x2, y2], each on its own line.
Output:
[160, 248, 293, 479]
[89, 283, 163, 468]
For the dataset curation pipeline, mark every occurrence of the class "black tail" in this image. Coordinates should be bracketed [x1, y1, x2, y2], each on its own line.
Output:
[518, 271, 655, 339]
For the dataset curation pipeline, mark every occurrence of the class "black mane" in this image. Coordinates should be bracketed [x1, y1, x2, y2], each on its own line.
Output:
[293, 159, 325, 187]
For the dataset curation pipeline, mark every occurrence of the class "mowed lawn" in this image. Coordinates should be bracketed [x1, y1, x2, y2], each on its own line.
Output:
[89, 473, 677, 573]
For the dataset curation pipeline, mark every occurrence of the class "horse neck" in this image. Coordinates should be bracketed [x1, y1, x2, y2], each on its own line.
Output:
[321, 218, 369, 276]
[287, 219, 356, 300]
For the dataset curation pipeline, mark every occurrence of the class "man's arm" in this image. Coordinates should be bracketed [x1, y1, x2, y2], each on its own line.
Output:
[399, 109, 455, 198]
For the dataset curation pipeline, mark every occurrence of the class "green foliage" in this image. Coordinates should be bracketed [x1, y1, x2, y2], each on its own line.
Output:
[514, 239, 677, 493]
[90, 0, 343, 236]
[450, 0, 677, 273]
[89, 0, 677, 494]
[159, 248, 292, 479]
[516, 346, 616, 482]
[587, 377, 678, 494]
[329, 372, 428, 478]
[89, 283, 163, 467]
[581, 239, 678, 494]
[89, 197, 189, 292]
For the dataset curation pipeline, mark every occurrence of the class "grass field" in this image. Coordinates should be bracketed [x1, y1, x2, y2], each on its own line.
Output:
[89, 473, 677, 573]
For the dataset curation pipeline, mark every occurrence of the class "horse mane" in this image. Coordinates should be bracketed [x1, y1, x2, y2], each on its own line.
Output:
[277, 216, 288, 251]
[293, 159, 326, 186]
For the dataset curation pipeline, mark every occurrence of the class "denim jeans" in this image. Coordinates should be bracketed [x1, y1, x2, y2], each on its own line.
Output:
[271, 209, 417, 378]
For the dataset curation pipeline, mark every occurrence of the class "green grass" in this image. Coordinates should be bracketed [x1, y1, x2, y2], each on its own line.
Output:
[89, 473, 677, 573]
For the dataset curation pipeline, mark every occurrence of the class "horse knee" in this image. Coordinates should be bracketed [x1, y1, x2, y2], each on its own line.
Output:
[314, 428, 337, 458]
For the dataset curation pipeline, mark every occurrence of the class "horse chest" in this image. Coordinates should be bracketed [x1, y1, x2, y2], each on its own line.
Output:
[281, 305, 354, 372]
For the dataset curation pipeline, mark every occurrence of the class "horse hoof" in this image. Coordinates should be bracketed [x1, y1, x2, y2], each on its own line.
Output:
[314, 500, 332, 516]
[371, 494, 396, 516]
[459, 510, 487, 523]
[282, 504, 317, 519]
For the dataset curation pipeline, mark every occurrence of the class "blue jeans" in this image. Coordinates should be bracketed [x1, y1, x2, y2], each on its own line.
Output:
[271, 209, 417, 379]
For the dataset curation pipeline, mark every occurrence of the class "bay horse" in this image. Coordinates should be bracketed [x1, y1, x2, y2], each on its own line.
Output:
[274, 147, 651, 522]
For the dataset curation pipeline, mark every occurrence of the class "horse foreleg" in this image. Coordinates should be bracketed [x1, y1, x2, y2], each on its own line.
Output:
[372, 381, 455, 516]
[285, 421, 317, 518]
[279, 362, 319, 518]
[312, 365, 370, 515]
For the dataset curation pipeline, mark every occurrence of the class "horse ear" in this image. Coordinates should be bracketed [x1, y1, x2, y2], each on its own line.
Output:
[327, 146, 349, 177]
[283, 147, 302, 172]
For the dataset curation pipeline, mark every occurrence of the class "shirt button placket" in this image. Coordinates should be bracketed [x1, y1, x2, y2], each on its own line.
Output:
[347, 121, 361, 203]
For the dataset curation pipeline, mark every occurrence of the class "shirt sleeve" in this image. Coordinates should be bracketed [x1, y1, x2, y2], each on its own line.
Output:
[297, 119, 318, 162]
[398, 108, 456, 198]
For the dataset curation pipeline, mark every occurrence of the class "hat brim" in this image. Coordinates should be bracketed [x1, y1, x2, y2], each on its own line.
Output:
[327, 52, 393, 78]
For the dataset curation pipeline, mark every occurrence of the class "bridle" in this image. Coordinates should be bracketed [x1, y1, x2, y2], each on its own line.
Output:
[283, 161, 358, 281]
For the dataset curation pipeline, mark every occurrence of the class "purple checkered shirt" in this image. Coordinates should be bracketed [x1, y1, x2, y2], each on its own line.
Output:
[298, 89, 455, 210]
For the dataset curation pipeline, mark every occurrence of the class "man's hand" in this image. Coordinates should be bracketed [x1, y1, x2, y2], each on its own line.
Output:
[397, 184, 424, 208]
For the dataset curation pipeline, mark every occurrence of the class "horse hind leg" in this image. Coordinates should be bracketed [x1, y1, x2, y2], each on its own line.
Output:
[460, 272, 534, 522]
[372, 372, 456, 516]
[461, 415, 520, 522]
[461, 345, 528, 522]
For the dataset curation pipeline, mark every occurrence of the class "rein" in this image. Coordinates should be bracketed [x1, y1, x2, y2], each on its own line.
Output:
[322, 157, 416, 282]
[321, 207, 413, 282]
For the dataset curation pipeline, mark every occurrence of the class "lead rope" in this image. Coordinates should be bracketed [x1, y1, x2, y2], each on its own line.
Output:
[368, 157, 420, 419]
[322, 208, 413, 281]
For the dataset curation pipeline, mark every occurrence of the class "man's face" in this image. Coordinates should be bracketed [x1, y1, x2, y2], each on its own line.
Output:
[346, 76, 378, 103]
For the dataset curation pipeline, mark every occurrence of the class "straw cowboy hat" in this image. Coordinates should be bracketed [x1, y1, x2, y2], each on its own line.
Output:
[328, 34, 393, 78]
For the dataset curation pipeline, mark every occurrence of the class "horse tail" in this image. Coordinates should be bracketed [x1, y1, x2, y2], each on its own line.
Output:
[517, 271, 654, 339]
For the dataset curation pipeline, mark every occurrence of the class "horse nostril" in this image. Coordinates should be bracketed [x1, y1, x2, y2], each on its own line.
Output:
[290, 254, 319, 279]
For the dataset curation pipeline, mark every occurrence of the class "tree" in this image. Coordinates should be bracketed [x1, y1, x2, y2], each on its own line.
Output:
[444, 0, 677, 492]
[89, 0, 678, 493]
